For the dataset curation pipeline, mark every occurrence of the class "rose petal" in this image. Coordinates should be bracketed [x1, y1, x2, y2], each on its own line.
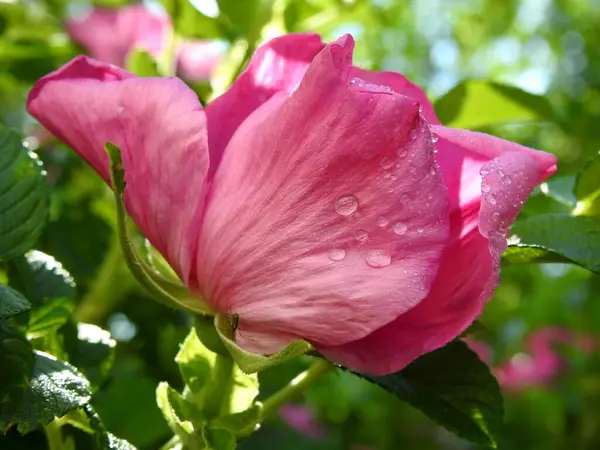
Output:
[193, 35, 449, 354]
[350, 67, 440, 125]
[67, 4, 169, 67]
[27, 56, 209, 282]
[320, 128, 556, 375]
[205, 33, 326, 176]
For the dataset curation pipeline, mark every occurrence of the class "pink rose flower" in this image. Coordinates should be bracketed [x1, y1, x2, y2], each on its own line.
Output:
[67, 4, 220, 82]
[26, 34, 556, 375]
[279, 404, 325, 439]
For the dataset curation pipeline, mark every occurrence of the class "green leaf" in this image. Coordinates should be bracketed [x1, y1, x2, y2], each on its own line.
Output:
[176, 327, 216, 395]
[125, 49, 160, 77]
[539, 176, 577, 209]
[103, 433, 139, 450]
[28, 297, 73, 339]
[209, 404, 261, 438]
[434, 81, 554, 129]
[574, 153, 600, 215]
[351, 341, 504, 448]
[8, 251, 76, 338]
[11, 351, 92, 433]
[204, 426, 237, 450]
[0, 123, 48, 260]
[61, 322, 116, 389]
[0, 284, 30, 319]
[0, 319, 34, 429]
[160, 0, 223, 39]
[156, 382, 206, 449]
[215, 314, 313, 374]
[505, 214, 600, 273]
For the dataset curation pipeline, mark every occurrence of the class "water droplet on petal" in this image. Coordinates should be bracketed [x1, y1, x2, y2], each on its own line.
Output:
[481, 183, 491, 193]
[429, 166, 437, 176]
[492, 212, 500, 222]
[485, 194, 497, 205]
[392, 222, 407, 235]
[410, 130, 417, 140]
[480, 168, 490, 176]
[377, 216, 389, 227]
[365, 249, 392, 268]
[397, 148, 408, 158]
[417, 227, 424, 234]
[329, 248, 346, 261]
[432, 133, 439, 143]
[335, 195, 358, 216]
[391, 175, 397, 181]
[502, 174, 512, 185]
[380, 157, 394, 169]
[355, 229, 369, 243]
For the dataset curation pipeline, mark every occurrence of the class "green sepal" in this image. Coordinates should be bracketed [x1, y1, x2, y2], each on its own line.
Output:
[156, 382, 207, 450]
[214, 314, 313, 374]
[209, 404, 261, 438]
[104, 142, 214, 315]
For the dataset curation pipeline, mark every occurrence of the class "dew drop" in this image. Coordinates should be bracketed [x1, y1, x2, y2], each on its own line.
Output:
[502, 174, 512, 185]
[392, 222, 408, 235]
[377, 216, 389, 227]
[365, 249, 392, 268]
[328, 248, 346, 261]
[391, 175, 397, 181]
[481, 183, 491, 193]
[485, 194, 497, 205]
[410, 130, 417, 140]
[335, 195, 358, 216]
[492, 212, 500, 222]
[383, 172, 391, 179]
[397, 148, 408, 158]
[429, 166, 437, 176]
[431, 133, 439, 143]
[480, 168, 490, 176]
[380, 157, 394, 169]
[355, 229, 369, 243]
[417, 227, 424, 234]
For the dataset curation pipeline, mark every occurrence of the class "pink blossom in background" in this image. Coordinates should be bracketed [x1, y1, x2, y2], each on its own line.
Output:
[66, 4, 221, 81]
[26, 33, 556, 375]
[176, 41, 223, 83]
[67, 4, 170, 67]
[279, 404, 326, 439]
[467, 327, 595, 392]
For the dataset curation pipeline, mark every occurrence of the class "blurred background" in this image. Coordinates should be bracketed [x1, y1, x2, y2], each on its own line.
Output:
[1, 0, 599, 449]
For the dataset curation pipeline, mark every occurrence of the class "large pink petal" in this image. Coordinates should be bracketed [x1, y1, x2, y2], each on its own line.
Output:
[193, 35, 450, 354]
[205, 33, 326, 176]
[320, 129, 556, 375]
[67, 4, 169, 67]
[350, 67, 440, 125]
[27, 56, 209, 282]
[176, 41, 222, 82]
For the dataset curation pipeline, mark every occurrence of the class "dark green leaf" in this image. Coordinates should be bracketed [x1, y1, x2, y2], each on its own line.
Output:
[351, 341, 504, 448]
[434, 81, 554, 129]
[506, 214, 600, 273]
[8, 251, 76, 337]
[574, 154, 600, 215]
[61, 322, 116, 389]
[11, 351, 92, 433]
[0, 124, 48, 260]
[0, 319, 34, 429]
[0, 284, 30, 319]
[205, 426, 236, 450]
[539, 176, 577, 209]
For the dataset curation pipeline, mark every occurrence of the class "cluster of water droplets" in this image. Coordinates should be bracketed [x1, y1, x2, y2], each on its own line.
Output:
[348, 77, 393, 94]
[479, 160, 529, 300]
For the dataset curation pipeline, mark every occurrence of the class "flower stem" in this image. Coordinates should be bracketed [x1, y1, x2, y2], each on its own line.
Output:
[203, 353, 236, 419]
[76, 236, 134, 324]
[260, 358, 335, 419]
[44, 420, 63, 450]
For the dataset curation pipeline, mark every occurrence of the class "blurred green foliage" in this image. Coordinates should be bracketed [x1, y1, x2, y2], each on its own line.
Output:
[0, 0, 599, 449]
